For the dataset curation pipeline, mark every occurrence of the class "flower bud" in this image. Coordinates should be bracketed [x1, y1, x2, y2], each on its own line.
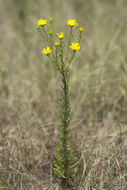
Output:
[54, 42, 59, 46]
[76, 24, 79, 28]
[79, 27, 84, 32]
[49, 30, 53, 35]
[50, 17, 53, 23]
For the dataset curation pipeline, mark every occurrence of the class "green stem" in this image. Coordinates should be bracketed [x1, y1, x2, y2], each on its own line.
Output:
[60, 40, 64, 65]
[60, 68, 70, 177]
[69, 51, 75, 63]
[78, 32, 82, 43]
[66, 27, 73, 61]
[43, 27, 49, 42]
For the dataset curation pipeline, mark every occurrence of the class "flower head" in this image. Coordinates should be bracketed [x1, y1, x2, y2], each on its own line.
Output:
[42, 47, 52, 55]
[69, 42, 80, 51]
[54, 42, 59, 46]
[79, 27, 84, 32]
[56, 32, 64, 39]
[67, 19, 77, 27]
[37, 19, 47, 27]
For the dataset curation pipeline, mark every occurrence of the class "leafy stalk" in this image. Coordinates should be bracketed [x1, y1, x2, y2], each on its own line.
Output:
[54, 66, 77, 186]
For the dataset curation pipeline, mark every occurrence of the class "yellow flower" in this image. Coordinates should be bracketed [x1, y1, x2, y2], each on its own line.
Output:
[79, 27, 84, 32]
[69, 42, 80, 51]
[56, 32, 64, 39]
[37, 19, 47, 27]
[42, 47, 52, 55]
[54, 42, 59, 46]
[67, 19, 77, 27]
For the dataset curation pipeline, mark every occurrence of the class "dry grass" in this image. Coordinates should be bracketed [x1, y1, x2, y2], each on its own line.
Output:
[0, 0, 127, 189]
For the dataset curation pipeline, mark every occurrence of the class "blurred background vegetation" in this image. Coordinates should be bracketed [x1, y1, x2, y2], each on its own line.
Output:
[0, 0, 127, 189]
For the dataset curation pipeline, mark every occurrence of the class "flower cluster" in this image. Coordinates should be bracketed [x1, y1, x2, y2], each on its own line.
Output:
[36, 18, 83, 68]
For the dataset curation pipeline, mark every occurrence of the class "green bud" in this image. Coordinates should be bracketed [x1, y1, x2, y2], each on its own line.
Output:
[49, 30, 53, 35]
[76, 24, 79, 28]
[50, 17, 53, 23]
